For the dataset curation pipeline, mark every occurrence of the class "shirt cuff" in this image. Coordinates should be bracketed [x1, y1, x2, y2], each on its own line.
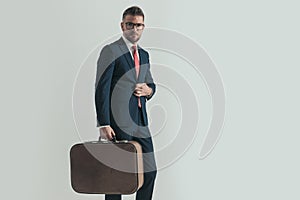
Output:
[98, 125, 110, 128]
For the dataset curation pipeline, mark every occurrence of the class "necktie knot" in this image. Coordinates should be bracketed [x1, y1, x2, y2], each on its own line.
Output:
[132, 45, 137, 53]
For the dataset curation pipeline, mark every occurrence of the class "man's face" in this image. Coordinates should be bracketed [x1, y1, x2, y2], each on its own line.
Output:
[121, 15, 144, 44]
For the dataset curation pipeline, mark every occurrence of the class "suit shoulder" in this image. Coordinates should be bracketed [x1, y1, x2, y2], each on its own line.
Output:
[103, 39, 123, 54]
[108, 40, 120, 48]
[99, 39, 120, 57]
[139, 47, 149, 57]
[98, 45, 113, 59]
[100, 38, 120, 50]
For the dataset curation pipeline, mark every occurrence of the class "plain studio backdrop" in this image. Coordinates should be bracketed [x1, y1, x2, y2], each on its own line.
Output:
[0, 0, 299, 199]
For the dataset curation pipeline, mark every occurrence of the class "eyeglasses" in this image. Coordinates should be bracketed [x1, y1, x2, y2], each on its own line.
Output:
[124, 22, 145, 30]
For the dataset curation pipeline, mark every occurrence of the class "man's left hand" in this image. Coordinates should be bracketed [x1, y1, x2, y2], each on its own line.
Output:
[134, 83, 152, 97]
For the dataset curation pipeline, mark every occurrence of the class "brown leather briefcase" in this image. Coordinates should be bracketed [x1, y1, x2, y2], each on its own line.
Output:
[70, 138, 144, 194]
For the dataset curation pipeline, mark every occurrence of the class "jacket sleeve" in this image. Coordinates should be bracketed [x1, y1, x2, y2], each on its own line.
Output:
[95, 45, 115, 127]
[144, 52, 156, 100]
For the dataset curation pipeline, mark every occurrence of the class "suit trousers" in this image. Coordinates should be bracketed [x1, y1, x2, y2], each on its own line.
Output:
[105, 108, 157, 200]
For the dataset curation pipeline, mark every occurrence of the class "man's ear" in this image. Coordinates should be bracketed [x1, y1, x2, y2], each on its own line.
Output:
[120, 22, 125, 31]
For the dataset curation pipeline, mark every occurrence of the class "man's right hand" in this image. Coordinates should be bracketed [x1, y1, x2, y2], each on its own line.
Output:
[99, 126, 116, 140]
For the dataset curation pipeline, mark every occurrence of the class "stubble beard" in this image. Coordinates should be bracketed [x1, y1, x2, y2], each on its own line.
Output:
[124, 31, 141, 44]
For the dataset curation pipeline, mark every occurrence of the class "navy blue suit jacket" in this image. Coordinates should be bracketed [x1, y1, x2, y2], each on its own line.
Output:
[95, 37, 156, 133]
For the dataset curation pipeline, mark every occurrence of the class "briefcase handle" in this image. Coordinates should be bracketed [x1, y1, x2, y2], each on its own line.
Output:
[111, 135, 117, 142]
[98, 135, 128, 143]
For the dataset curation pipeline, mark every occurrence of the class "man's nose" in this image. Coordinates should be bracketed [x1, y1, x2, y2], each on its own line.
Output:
[132, 26, 139, 32]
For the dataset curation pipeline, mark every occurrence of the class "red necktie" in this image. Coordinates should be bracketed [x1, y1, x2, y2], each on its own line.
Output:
[132, 45, 142, 108]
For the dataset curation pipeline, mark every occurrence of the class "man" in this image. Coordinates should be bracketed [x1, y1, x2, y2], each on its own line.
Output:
[95, 6, 157, 200]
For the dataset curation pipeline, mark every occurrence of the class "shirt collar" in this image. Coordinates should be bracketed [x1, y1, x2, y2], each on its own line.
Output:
[122, 35, 138, 52]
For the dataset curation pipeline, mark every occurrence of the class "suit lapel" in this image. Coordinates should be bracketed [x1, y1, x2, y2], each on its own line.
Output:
[137, 46, 146, 82]
[116, 37, 147, 82]
[117, 38, 134, 69]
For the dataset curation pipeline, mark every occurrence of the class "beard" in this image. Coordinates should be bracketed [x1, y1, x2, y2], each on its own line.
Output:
[124, 31, 141, 44]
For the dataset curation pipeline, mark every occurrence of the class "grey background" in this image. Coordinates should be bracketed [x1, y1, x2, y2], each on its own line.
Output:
[1, 0, 299, 199]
